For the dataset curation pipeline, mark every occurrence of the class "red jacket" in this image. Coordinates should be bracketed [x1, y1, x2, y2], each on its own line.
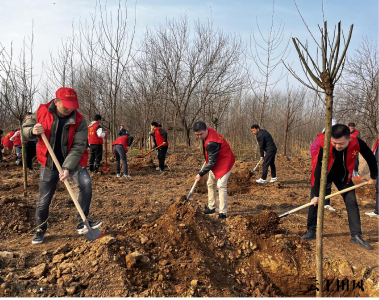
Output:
[36, 101, 88, 168]
[204, 127, 235, 179]
[2, 131, 15, 148]
[350, 130, 360, 137]
[153, 127, 168, 146]
[88, 122, 103, 144]
[311, 133, 360, 186]
[112, 135, 128, 156]
[12, 130, 22, 146]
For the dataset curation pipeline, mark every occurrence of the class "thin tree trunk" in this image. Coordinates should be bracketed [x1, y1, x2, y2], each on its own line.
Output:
[316, 88, 333, 297]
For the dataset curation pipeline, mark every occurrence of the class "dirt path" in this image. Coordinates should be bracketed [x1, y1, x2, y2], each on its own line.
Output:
[0, 147, 378, 297]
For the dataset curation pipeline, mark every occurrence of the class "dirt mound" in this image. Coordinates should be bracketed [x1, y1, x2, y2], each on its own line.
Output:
[128, 156, 155, 171]
[0, 196, 34, 239]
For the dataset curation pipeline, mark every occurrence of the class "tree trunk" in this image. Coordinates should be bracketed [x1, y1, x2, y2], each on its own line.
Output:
[316, 87, 333, 297]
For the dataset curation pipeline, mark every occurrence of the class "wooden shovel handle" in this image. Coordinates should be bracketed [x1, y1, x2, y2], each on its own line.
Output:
[285, 181, 369, 215]
[187, 161, 207, 200]
[40, 133, 87, 223]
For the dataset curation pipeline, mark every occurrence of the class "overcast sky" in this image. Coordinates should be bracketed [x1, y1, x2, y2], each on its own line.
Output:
[1, 0, 378, 87]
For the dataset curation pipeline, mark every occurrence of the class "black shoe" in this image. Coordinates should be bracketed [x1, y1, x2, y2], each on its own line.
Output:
[203, 207, 216, 215]
[77, 221, 103, 235]
[302, 230, 316, 240]
[32, 229, 46, 244]
[350, 235, 374, 250]
[218, 213, 227, 219]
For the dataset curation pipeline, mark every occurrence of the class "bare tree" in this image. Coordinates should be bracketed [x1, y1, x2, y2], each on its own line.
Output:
[0, 28, 38, 194]
[335, 37, 379, 145]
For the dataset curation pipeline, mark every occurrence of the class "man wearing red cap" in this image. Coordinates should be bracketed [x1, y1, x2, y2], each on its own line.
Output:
[23, 87, 102, 244]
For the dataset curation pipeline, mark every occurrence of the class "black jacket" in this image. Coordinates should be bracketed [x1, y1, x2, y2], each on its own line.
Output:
[256, 129, 277, 157]
[199, 141, 220, 177]
[312, 138, 378, 197]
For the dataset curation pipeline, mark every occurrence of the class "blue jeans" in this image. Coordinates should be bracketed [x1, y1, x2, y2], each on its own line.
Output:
[375, 177, 379, 214]
[15, 145, 22, 159]
[113, 145, 128, 175]
[36, 166, 92, 231]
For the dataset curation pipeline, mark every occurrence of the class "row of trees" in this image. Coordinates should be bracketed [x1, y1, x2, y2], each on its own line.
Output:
[1, 2, 378, 159]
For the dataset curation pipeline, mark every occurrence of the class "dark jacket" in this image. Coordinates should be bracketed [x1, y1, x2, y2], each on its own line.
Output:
[256, 129, 277, 157]
[312, 138, 378, 197]
[118, 128, 127, 137]
[199, 141, 221, 177]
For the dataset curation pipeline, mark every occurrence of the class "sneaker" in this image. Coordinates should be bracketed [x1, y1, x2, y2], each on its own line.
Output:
[123, 174, 132, 178]
[218, 213, 227, 219]
[256, 178, 267, 184]
[116, 173, 121, 178]
[28, 169, 36, 173]
[203, 207, 216, 215]
[269, 177, 278, 183]
[77, 221, 103, 235]
[302, 230, 316, 240]
[32, 229, 46, 244]
[324, 205, 336, 211]
[350, 235, 374, 250]
[156, 167, 160, 171]
[16, 159, 22, 166]
[365, 212, 379, 218]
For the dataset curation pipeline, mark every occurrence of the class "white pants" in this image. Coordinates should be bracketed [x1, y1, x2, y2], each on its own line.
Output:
[207, 167, 233, 214]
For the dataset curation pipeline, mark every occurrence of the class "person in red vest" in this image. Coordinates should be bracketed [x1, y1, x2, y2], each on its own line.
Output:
[365, 136, 379, 218]
[0, 129, 4, 162]
[193, 121, 235, 219]
[302, 124, 377, 250]
[348, 122, 361, 179]
[149, 122, 168, 172]
[88, 114, 106, 174]
[1, 130, 15, 151]
[10, 128, 22, 165]
[22, 87, 102, 245]
[112, 135, 131, 178]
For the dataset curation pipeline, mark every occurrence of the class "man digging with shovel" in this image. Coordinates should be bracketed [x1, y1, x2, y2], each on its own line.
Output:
[193, 121, 235, 219]
[303, 124, 377, 250]
[23, 87, 103, 244]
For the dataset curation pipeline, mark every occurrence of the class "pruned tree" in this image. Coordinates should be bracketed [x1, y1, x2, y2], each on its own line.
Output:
[283, 2, 353, 294]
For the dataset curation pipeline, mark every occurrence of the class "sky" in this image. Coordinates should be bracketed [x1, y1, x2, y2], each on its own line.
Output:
[0, 0, 378, 89]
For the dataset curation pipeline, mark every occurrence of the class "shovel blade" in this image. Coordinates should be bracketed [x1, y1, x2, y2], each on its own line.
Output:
[84, 228, 105, 241]
[278, 212, 289, 218]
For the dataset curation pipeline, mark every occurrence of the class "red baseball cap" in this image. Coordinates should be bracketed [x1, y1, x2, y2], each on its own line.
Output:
[55, 87, 79, 110]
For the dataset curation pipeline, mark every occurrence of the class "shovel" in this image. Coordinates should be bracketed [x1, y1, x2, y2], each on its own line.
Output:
[41, 133, 105, 241]
[187, 161, 207, 200]
[250, 158, 262, 175]
[103, 131, 110, 172]
[136, 143, 165, 158]
[279, 181, 369, 218]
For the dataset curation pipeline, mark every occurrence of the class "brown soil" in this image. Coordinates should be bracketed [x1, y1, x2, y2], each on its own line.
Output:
[0, 149, 378, 297]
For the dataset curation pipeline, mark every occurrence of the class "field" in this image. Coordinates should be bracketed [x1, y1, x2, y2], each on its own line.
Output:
[0, 146, 378, 297]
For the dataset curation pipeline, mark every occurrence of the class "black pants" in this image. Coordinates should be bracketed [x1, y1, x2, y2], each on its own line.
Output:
[89, 144, 103, 172]
[157, 145, 168, 171]
[113, 145, 128, 175]
[354, 154, 359, 173]
[36, 166, 92, 232]
[26, 141, 36, 170]
[307, 181, 362, 236]
[310, 183, 332, 206]
[261, 151, 276, 180]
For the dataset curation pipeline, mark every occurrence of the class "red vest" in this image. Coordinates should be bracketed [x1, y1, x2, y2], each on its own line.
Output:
[153, 127, 168, 146]
[2, 131, 15, 148]
[311, 133, 360, 186]
[204, 127, 235, 180]
[350, 130, 360, 137]
[88, 122, 103, 144]
[112, 135, 128, 156]
[13, 131, 22, 146]
[373, 137, 379, 154]
[36, 101, 88, 167]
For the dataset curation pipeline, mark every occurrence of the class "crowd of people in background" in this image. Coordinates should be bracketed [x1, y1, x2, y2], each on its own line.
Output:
[0, 87, 378, 250]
